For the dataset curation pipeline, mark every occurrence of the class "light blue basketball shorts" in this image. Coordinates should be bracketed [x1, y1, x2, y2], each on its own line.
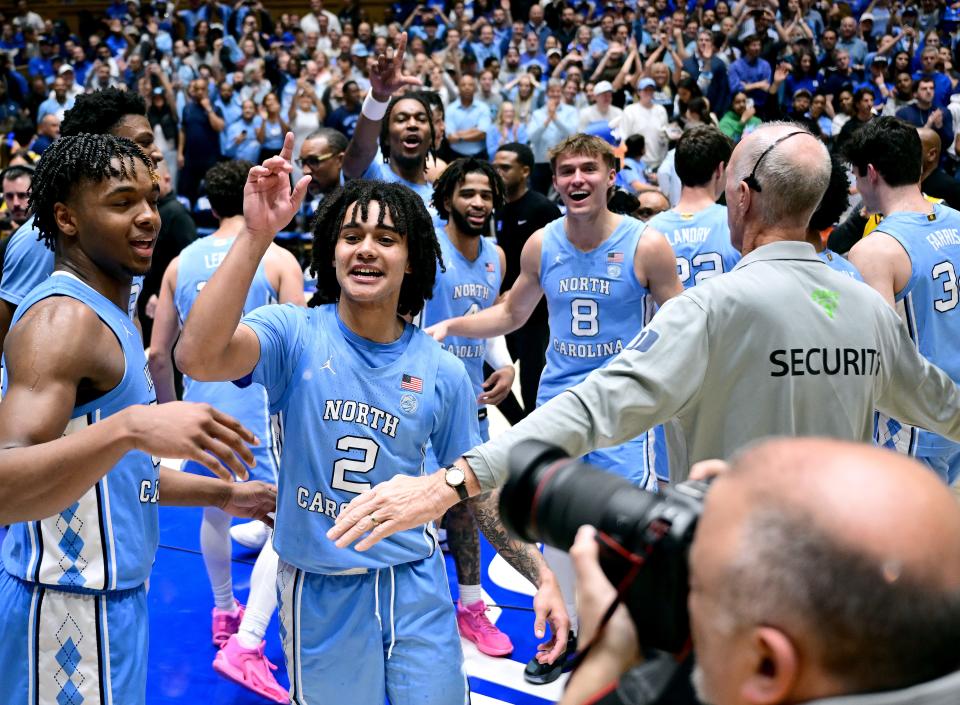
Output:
[277, 552, 469, 705]
[584, 424, 665, 491]
[0, 568, 148, 705]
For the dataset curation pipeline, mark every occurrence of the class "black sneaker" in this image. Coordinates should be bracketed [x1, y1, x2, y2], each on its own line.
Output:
[523, 631, 577, 685]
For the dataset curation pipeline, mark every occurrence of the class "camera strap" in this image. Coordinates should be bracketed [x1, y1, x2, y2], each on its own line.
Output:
[568, 528, 664, 674]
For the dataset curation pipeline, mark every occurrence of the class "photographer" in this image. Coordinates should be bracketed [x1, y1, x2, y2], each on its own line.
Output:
[559, 438, 960, 705]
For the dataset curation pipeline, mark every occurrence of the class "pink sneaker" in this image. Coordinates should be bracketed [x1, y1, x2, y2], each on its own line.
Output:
[213, 634, 289, 704]
[456, 599, 514, 657]
[211, 601, 245, 648]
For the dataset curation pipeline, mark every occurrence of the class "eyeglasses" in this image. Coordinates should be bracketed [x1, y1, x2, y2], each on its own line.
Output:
[295, 152, 342, 169]
[742, 131, 807, 192]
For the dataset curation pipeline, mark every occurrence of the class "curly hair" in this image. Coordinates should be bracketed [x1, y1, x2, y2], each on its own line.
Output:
[309, 180, 443, 317]
[379, 91, 436, 170]
[431, 158, 506, 221]
[809, 154, 850, 232]
[61, 88, 147, 137]
[204, 160, 253, 219]
[31, 134, 156, 251]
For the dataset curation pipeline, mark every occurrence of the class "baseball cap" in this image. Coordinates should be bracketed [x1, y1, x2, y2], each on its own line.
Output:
[870, 54, 889, 66]
[547, 48, 562, 58]
[793, 87, 812, 99]
[638, 77, 656, 90]
[57, 64, 74, 75]
[860, 12, 875, 22]
[594, 80, 613, 94]
[351, 42, 369, 57]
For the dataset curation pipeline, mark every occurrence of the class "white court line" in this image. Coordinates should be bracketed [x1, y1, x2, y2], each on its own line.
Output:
[471, 694, 515, 705]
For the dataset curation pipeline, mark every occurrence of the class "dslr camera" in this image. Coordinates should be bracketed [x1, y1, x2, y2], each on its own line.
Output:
[499, 441, 708, 652]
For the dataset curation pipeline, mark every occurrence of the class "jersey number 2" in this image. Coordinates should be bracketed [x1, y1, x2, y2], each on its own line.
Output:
[331, 436, 380, 495]
[933, 261, 959, 312]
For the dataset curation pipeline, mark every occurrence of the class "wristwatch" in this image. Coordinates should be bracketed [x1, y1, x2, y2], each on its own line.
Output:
[444, 465, 469, 501]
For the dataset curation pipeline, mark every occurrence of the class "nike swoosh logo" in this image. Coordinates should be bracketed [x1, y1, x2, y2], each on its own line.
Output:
[518, 220, 527, 225]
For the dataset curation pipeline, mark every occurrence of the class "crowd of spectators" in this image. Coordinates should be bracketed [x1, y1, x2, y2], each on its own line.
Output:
[2, 0, 960, 224]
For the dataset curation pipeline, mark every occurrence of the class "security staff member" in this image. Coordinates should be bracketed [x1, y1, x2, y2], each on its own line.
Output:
[326, 123, 960, 551]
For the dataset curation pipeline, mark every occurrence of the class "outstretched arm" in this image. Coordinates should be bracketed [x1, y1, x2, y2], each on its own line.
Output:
[427, 230, 545, 341]
[0, 299, 257, 523]
[177, 134, 310, 381]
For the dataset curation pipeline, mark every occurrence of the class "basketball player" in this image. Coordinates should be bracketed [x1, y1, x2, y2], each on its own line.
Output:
[810, 155, 863, 280]
[847, 117, 960, 484]
[426, 133, 683, 682]
[149, 160, 304, 702]
[341, 34, 439, 217]
[646, 125, 741, 289]
[422, 157, 515, 656]
[645, 124, 740, 485]
[0, 88, 162, 350]
[0, 134, 275, 705]
[175, 138, 568, 703]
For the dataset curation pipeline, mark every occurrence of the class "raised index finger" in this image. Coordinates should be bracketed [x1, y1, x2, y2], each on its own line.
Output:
[279, 131, 295, 163]
[394, 32, 408, 68]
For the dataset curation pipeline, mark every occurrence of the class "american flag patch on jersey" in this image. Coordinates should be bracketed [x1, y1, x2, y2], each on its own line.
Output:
[485, 262, 496, 272]
[400, 374, 423, 393]
[607, 251, 624, 263]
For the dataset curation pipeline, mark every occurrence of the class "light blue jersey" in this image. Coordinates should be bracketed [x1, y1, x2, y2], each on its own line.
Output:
[819, 247, 864, 281]
[539, 215, 650, 404]
[1, 216, 144, 318]
[243, 303, 480, 573]
[538, 215, 659, 488]
[1, 273, 160, 592]
[875, 204, 960, 464]
[647, 204, 741, 288]
[421, 228, 501, 439]
[361, 159, 443, 227]
[174, 235, 278, 481]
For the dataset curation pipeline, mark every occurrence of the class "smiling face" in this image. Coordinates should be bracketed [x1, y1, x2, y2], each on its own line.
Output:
[552, 152, 616, 216]
[447, 171, 495, 237]
[57, 159, 161, 278]
[388, 97, 431, 170]
[334, 200, 410, 308]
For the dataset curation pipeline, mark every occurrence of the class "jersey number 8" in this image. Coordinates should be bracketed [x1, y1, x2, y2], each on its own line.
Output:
[571, 298, 599, 337]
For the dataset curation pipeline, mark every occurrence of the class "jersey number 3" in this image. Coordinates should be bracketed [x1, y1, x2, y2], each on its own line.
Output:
[331, 436, 380, 495]
[933, 260, 959, 312]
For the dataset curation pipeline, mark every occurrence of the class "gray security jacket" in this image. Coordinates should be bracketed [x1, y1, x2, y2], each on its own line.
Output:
[466, 241, 960, 488]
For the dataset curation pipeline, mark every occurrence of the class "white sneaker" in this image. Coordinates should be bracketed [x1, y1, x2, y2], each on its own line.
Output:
[229, 520, 269, 550]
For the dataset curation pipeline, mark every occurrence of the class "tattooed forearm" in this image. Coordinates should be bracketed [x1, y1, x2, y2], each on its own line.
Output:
[445, 502, 481, 584]
[468, 489, 543, 587]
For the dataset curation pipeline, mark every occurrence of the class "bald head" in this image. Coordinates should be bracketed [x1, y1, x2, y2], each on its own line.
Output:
[719, 438, 960, 589]
[691, 438, 960, 700]
[917, 127, 941, 182]
[725, 122, 830, 251]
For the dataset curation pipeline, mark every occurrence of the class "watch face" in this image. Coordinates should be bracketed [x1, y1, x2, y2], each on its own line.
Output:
[446, 467, 465, 486]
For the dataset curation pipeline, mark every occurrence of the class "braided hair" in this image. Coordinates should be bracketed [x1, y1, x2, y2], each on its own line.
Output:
[379, 91, 436, 172]
[31, 134, 157, 251]
[309, 180, 443, 317]
[432, 157, 506, 221]
[60, 88, 147, 137]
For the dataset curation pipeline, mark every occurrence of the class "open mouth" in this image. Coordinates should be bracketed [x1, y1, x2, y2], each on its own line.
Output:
[130, 238, 155, 255]
[350, 266, 384, 281]
[401, 134, 423, 150]
[466, 211, 487, 226]
[569, 190, 590, 202]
